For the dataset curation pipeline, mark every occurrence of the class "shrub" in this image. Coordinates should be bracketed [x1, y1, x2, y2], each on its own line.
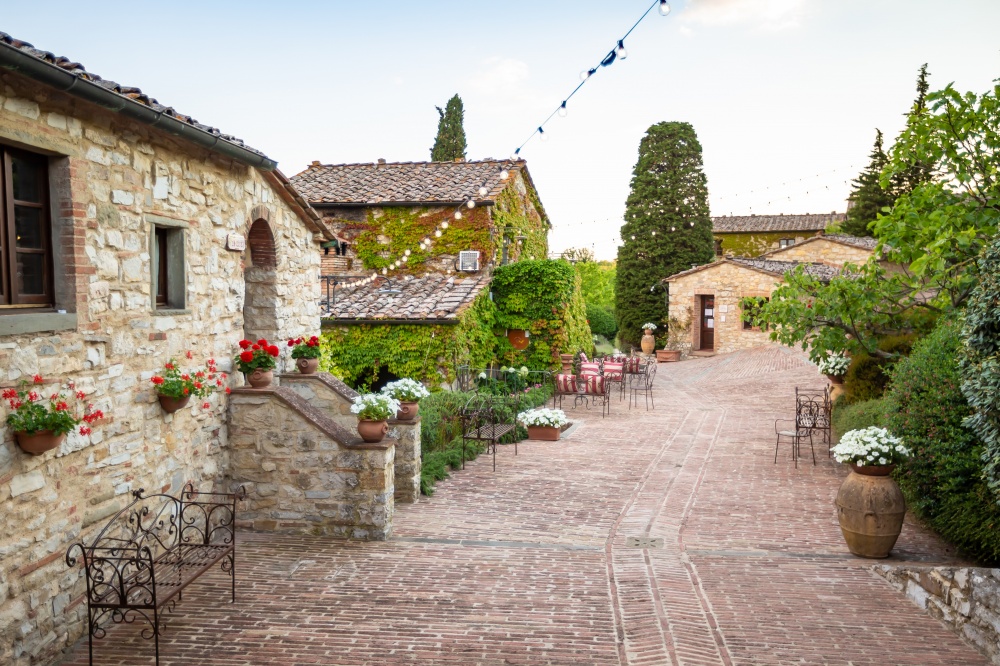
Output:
[832, 396, 887, 439]
[586, 304, 617, 339]
[843, 333, 915, 403]
[884, 320, 1000, 563]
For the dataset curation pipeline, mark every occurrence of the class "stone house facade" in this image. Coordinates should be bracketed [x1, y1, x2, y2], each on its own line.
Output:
[713, 212, 846, 258]
[760, 233, 878, 267]
[0, 33, 342, 665]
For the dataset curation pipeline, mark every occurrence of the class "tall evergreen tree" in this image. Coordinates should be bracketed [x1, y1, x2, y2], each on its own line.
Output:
[430, 94, 467, 161]
[890, 63, 933, 196]
[615, 122, 714, 347]
[842, 130, 893, 237]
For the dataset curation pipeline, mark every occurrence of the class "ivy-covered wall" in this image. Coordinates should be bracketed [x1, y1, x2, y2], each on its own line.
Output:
[320, 291, 498, 390]
[491, 260, 593, 370]
[490, 171, 549, 265]
[715, 231, 820, 258]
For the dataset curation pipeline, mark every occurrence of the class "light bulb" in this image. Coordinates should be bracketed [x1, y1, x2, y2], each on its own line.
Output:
[658, 0, 670, 16]
[454, 210, 462, 220]
[402, 255, 409, 263]
[558, 101, 568, 117]
[631, 235, 635, 240]
[435, 230, 442, 237]
[538, 127, 548, 142]
[466, 200, 475, 209]
[510, 152, 520, 161]
[404, 249, 411, 256]
[479, 186, 488, 196]
[423, 237, 430, 244]
[371, 272, 377, 279]
[616, 40, 628, 60]
[441, 221, 448, 229]
[381, 268, 387, 275]
[500, 169, 509, 180]
[580, 69, 592, 81]
[671, 226, 676, 232]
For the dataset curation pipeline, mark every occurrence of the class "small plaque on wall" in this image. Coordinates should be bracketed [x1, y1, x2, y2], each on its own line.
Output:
[226, 233, 246, 251]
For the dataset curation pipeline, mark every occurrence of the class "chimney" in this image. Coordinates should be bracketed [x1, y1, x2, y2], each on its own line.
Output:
[453, 157, 465, 163]
[310, 160, 321, 167]
[377, 158, 386, 165]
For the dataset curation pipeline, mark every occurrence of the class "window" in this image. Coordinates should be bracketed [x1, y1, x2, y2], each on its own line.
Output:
[714, 238, 723, 256]
[742, 297, 769, 331]
[1, 146, 52, 309]
[779, 238, 795, 248]
[148, 215, 187, 311]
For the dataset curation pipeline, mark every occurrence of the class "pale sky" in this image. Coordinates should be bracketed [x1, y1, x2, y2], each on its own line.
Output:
[5, 1, 999, 259]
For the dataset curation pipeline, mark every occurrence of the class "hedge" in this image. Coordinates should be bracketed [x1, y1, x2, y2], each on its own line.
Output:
[831, 396, 887, 439]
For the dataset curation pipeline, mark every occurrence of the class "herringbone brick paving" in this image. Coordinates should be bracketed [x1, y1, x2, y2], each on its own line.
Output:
[59, 346, 985, 665]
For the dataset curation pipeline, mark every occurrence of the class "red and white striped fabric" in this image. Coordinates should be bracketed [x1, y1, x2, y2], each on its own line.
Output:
[578, 353, 589, 363]
[555, 374, 577, 393]
[625, 357, 642, 373]
[584, 375, 606, 394]
[603, 362, 624, 380]
[580, 362, 601, 376]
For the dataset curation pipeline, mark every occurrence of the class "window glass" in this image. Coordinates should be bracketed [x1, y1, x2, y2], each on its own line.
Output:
[15, 207, 43, 248]
[11, 155, 42, 202]
[17, 252, 45, 295]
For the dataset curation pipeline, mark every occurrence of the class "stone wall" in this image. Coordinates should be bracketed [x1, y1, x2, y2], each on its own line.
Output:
[280, 373, 421, 504]
[227, 387, 394, 540]
[667, 262, 776, 356]
[765, 238, 873, 267]
[0, 71, 321, 665]
[873, 565, 1000, 665]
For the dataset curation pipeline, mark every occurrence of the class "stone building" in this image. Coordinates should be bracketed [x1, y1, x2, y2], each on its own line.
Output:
[290, 159, 550, 388]
[713, 212, 846, 258]
[663, 233, 875, 356]
[0, 33, 415, 666]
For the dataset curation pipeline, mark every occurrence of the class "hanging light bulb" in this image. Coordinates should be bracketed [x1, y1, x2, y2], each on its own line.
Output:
[423, 237, 430, 244]
[616, 40, 628, 60]
[478, 186, 488, 196]
[435, 230, 442, 238]
[381, 267, 387, 275]
[658, 0, 670, 16]
[558, 101, 568, 118]
[454, 210, 463, 220]
[500, 169, 509, 180]
[404, 249, 411, 256]
[441, 221, 449, 229]
[371, 272, 377, 279]
[671, 226, 676, 232]
[631, 235, 636, 240]
[466, 199, 475, 209]
[651, 230, 656, 236]
[538, 126, 548, 142]
[511, 149, 521, 161]
[580, 68, 596, 80]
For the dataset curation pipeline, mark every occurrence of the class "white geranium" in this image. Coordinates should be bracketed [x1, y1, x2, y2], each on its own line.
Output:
[477, 372, 488, 380]
[381, 378, 430, 402]
[350, 393, 400, 421]
[517, 408, 569, 428]
[816, 351, 850, 376]
[641, 323, 658, 331]
[831, 427, 910, 466]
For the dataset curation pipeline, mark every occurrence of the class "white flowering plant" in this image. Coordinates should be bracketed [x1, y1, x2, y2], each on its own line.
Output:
[350, 393, 401, 421]
[641, 323, 658, 331]
[831, 427, 911, 467]
[381, 378, 430, 402]
[816, 351, 850, 376]
[517, 408, 569, 428]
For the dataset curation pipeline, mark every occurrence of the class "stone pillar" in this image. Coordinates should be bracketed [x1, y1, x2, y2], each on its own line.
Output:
[227, 386, 394, 540]
[388, 417, 421, 503]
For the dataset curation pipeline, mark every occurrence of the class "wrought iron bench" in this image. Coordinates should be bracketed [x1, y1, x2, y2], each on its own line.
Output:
[65, 483, 246, 666]
[460, 392, 523, 471]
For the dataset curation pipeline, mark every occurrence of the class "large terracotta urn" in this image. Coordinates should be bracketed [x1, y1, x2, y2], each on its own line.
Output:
[357, 419, 389, 443]
[835, 465, 906, 558]
[640, 329, 656, 355]
[15, 430, 65, 456]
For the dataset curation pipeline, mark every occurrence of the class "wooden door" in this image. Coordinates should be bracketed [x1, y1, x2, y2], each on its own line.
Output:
[700, 295, 715, 350]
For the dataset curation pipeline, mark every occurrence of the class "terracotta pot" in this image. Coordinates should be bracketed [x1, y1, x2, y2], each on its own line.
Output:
[246, 369, 273, 389]
[357, 419, 388, 443]
[296, 358, 320, 374]
[640, 332, 656, 355]
[559, 354, 575, 375]
[15, 430, 65, 456]
[395, 401, 419, 422]
[826, 373, 845, 385]
[656, 349, 681, 362]
[526, 425, 561, 441]
[836, 464, 906, 558]
[158, 394, 191, 414]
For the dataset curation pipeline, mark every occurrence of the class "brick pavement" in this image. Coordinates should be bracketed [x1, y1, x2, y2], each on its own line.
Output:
[58, 346, 985, 665]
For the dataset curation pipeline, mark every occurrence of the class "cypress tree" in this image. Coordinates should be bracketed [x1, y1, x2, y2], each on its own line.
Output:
[615, 122, 714, 347]
[843, 129, 893, 237]
[430, 94, 467, 162]
[890, 63, 933, 196]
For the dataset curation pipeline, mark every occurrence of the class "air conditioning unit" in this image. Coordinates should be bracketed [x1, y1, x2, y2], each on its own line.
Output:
[458, 250, 480, 272]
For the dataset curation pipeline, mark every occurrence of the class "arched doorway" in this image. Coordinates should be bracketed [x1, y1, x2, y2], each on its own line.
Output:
[243, 216, 279, 344]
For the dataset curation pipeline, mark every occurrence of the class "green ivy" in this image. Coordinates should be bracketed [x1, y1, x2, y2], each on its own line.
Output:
[320, 291, 498, 389]
[491, 178, 549, 263]
[716, 232, 818, 257]
[491, 259, 593, 370]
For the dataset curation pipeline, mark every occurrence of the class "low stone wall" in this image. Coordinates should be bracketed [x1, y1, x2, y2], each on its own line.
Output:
[281, 373, 421, 504]
[227, 386, 394, 540]
[873, 565, 1000, 664]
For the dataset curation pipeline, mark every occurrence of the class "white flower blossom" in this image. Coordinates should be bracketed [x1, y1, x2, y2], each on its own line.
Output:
[350, 393, 401, 421]
[641, 322, 658, 331]
[381, 378, 430, 401]
[831, 427, 910, 466]
[517, 408, 569, 428]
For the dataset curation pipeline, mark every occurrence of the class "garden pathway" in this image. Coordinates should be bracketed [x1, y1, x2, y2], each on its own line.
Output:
[60, 346, 986, 665]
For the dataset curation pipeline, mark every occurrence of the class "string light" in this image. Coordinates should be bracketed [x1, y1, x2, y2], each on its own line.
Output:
[466, 199, 476, 209]
[513, 0, 671, 158]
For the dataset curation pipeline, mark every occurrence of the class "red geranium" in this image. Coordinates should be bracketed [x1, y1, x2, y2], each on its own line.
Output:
[151, 357, 225, 400]
[4, 376, 105, 436]
[238, 340, 252, 350]
[239, 350, 254, 363]
[288, 335, 322, 360]
[233, 338, 279, 374]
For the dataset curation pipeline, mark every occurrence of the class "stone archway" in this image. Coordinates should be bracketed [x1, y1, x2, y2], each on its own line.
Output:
[244, 214, 279, 343]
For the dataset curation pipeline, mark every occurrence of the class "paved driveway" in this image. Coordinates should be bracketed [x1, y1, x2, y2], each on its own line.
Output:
[60, 347, 985, 665]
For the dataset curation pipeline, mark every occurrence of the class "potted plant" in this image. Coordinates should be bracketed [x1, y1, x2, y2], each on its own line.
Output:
[234, 339, 280, 389]
[832, 427, 911, 558]
[517, 407, 569, 441]
[640, 323, 658, 355]
[350, 393, 400, 443]
[3, 375, 105, 455]
[287, 335, 322, 374]
[150, 355, 226, 413]
[658, 314, 690, 362]
[381, 378, 430, 421]
[816, 350, 850, 385]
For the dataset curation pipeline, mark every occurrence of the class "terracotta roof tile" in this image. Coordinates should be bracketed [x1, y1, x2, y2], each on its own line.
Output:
[323, 273, 490, 321]
[291, 160, 522, 205]
[0, 31, 266, 158]
[822, 233, 879, 250]
[729, 257, 841, 282]
[712, 213, 846, 233]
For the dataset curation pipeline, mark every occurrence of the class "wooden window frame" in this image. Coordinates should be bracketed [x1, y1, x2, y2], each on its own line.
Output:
[1, 146, 53, 310]
[779, 238, 795, 248]
[149, 217, 187, 312]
